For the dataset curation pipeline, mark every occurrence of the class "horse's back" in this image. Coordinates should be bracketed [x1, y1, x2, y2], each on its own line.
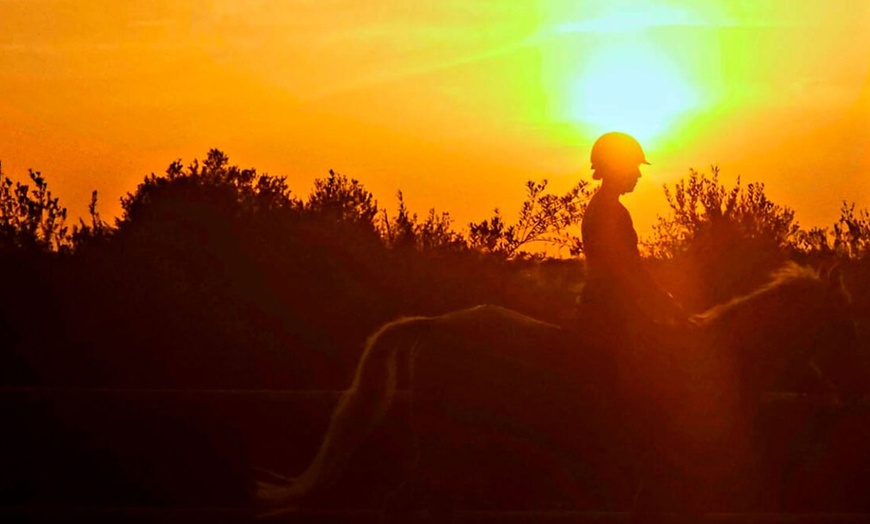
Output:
[434, 304, 560, 335]
[411, 304, 616, 438]
[421, 304, 602, 378]
[405, 305, 629, 507]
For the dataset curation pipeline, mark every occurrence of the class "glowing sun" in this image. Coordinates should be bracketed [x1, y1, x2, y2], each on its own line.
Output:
[568, 42, 701, 145]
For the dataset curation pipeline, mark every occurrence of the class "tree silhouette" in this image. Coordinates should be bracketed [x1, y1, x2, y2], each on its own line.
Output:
[832, 202, 870, 259]
[305, 169, 377, 230]
[0, 149, 865, 401]
[381, 191, 465, 252]
[69, 190, 112, 250]
[118, 149, 298, 230]
[0, 164, 69, 253]
[645, 167, 799, 259]
[468, 179, 592, 258]
[645, 167, 799, 308]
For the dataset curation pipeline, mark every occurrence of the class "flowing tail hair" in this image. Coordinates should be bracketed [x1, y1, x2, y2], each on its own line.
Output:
[256, 316, 427, 512]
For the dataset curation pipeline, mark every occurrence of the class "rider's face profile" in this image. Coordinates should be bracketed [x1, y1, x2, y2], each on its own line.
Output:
[602, 163, 642, 194]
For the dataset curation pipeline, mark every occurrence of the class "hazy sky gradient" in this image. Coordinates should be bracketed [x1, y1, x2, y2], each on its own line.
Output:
[2, 0, 869, 236]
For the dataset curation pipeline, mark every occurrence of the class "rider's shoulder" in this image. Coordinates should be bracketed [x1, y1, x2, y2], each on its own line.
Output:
[586, 193, 630, 220]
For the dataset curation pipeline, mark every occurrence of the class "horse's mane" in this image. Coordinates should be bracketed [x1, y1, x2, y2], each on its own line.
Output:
[691, 263, 822, 327]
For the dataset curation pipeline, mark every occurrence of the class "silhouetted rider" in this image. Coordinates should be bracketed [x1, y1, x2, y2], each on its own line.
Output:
[580, 132, 685, 327]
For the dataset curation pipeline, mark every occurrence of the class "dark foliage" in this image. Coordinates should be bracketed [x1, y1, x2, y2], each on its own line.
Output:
[646, 167, 800, 260]
[380, 190, 466, 253]
[645, 167, 799, 310]
[0, 164, 69, 253]
[0, 152, 589, 391]
[1, 154, 869, 390]
[0, 152, 869, 515]
[468, 179, 593, 258]
[793, 202, 870, 260]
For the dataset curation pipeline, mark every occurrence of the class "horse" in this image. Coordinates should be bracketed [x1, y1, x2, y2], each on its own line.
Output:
[258, 263, 861, 518]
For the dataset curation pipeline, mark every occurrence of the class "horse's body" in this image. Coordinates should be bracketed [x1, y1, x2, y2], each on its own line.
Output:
[259, 264, 859, 515]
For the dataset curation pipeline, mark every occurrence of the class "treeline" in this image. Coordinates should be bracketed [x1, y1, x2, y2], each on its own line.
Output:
[1, 150, 869, 389]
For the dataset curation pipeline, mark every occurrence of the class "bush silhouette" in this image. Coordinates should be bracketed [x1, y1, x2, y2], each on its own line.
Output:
[0, 164, 69, 253]
[468, 179, 593, 258]
[1, 151, 868, 390]
[644, 167, 799, 309]
[381, 190, 466, 253]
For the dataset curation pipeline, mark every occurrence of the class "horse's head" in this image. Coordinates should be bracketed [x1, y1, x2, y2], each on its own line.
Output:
[692, 263, 863, 403]
[802, 265, 867, 404]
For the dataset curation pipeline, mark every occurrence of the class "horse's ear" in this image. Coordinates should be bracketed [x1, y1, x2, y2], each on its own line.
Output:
[818, 260, 834, 280]
[817, 260, 837, 282]
[825, 263, 850, 300]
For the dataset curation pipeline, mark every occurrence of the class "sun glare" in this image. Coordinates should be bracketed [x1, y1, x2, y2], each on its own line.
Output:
[535, 1, 718, 147]
[568, 42, 700, 145]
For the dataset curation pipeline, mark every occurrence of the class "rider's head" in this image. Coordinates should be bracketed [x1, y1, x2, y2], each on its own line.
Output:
[590, 132, 649, 193]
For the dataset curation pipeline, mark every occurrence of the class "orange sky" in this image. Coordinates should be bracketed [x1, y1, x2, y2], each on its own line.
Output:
[2, 0, 869, 237]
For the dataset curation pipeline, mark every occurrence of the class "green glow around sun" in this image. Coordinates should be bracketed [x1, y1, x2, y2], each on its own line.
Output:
[527, 0, 728, 148]
[564, 39, 701, 144]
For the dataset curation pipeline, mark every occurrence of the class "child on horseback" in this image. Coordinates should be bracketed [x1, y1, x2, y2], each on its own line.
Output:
[580, 131, 686, 328]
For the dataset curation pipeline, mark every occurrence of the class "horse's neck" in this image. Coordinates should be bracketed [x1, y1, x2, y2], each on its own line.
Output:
[702, 284, 810, 382]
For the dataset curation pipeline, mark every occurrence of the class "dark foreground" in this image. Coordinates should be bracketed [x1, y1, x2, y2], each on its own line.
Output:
[2, 387, 869, 523]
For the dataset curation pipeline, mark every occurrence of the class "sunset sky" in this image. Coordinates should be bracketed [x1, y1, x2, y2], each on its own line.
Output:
[2, 0, 869, 237]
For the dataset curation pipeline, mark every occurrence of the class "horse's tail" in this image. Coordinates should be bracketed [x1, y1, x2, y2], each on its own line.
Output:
[257, 316, 426, 511]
